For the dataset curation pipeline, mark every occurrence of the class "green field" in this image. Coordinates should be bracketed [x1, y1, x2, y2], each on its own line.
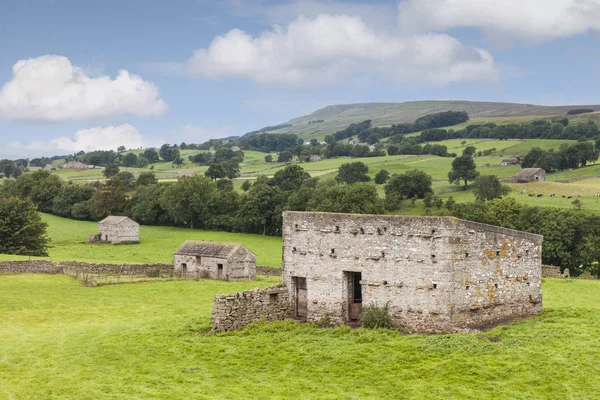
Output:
[0, 214, 282, 268]
[0, 275, 598, 399]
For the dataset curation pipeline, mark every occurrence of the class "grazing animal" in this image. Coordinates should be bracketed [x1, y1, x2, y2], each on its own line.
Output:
[562, 195, 566, 198]
[537, 194, 543, 197]
[568, 196, 573, 199]
[528, 194, 534, 197]
[550, 194, 556, 197]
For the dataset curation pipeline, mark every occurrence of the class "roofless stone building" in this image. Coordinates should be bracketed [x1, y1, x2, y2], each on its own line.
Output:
[212, 212, 543, 333]
[174, 241, 256, 280]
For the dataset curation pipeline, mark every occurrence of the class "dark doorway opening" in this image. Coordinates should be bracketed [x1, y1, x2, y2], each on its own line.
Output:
[295, 277, 308, 319]
[346, 272, 363, 321]
[181, 263, 187, 278]
[217, 263, 224, 279]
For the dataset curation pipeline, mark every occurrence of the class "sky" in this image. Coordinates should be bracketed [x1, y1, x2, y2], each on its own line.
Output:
[1, 0, 599, 158]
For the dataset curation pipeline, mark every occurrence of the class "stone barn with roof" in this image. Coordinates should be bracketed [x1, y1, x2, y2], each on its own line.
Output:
[174, 241, 256, 280]
[514, 168, 546, 182]
[90, 216, 140, 244]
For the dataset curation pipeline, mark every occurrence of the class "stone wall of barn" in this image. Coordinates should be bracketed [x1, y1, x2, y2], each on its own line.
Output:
[173, 252, 256, 281]
[98, 221, 140, 243]
[281, 211, 543, 333]
[211, 285, 291, 331]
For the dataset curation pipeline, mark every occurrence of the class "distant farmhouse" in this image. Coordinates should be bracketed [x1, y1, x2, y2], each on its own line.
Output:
[174, 241, 256, 280]
[43, 164, 55, 172]
[501, 158, 518, 166]
[177, 171, 196, 178]
[514, 168, 546, 182]
[212, 212, 543, 333]
[63, 161, 88, 171]
[89, 216, 140, 244]
[231, 146, 241, 152]
[310, 155, 322, 162]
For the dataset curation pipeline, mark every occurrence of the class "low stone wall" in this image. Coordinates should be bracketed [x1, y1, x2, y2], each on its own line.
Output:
[256, 265, 282, 276]
[0, 260, 173, 275]
[211, 285, 291, 332]
[542, 265, 570, 278]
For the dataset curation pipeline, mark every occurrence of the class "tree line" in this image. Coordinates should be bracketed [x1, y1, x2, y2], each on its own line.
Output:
[521, 143, 599, 172]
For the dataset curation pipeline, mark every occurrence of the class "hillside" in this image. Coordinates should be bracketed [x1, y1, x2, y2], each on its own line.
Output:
[264, 100, 600, 139]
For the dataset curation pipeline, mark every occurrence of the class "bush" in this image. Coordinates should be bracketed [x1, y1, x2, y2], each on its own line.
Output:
[360, 303, 393, 329]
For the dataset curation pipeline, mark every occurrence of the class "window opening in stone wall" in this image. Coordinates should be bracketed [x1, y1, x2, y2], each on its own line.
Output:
[181, 263, 187, 277]
[526, 250, 529, 256]
[377, 228, 383, 235]
[269, 293, 278, 304]
[217, 263, 224, 279]
[295, 224, 298, 229]
[496, 250, 501, 256]
[335, 226, 340, 233]
[494, 283, 498, 288]
[465, 252, 470, 258]
[431, 229, 436, 235]
[433, 283, 437, 289]
[384, 227, 387, 232]
[293, 247, 297, 252]
[331, 249, 335, 254]
[466, 285, 470, 290]
[360, 228, 365, 234]
[383, 280, 388, 285]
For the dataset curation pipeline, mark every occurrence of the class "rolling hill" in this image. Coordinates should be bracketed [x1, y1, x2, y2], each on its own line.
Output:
[260, 100, 600, 139]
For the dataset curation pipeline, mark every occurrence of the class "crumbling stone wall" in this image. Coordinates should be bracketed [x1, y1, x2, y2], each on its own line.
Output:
[282, 211, 543, 333]
[542, 265, 570, 278]
[211, 285, 291, 331]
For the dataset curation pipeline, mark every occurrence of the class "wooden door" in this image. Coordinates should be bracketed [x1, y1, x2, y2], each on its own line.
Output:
[295, 277, 307, 319]
[347, 272, 362, 320]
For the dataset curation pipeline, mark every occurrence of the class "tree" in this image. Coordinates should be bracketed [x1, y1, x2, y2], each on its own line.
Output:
[116, 171, 136, 188]
[277, 151, 293, 163]
[336, 162, 370, 184]
[52, 183, 95, 218]
[521, 147, 544, 168]
[122, 153, 139, 167]
[216, 179, 234, 192]
[137, 156, 149, 169]
[265, 154, 273, 163]
[0, 197, 49, 256]
[204, 163, 226, 180]
[445, 196, 456, 210]
[160, 175, 217, 229]
[472, 175, 510, 202]
[374, 169, 390, 184]
[117, 145, 126, 152]
[103, 164, 120, 178]
[572, 199, 582, 210]
[143, 149, 160, 163]
[462, 146, 477, 157]
[136, 172, 157, 186]
[271, 165, 310, 191]
[448, 155, 479, 189]
[89, 177, 128, 219]
[237, 183, 286, 235]
[159, 144, 180, 162]
[241, 180, 252, 192]
[307, 182, 384, 215]
[172, 157, 184, 169]
[385, 170, 433, 200]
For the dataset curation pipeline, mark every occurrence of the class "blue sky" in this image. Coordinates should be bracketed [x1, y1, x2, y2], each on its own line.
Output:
[0, 0, 599, 158]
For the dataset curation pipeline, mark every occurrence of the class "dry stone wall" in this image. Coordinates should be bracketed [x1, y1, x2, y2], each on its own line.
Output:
[542, 265, 570, 278]
[211, 285, 291, 332]
[0, 260, 173, 275]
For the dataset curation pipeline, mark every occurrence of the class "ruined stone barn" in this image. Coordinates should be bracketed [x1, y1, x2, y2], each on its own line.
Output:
[281, 211, 543, 332]
[514, 168, 546, 182]
[173, 241, 256, 280]
[93, 216, 140, 244]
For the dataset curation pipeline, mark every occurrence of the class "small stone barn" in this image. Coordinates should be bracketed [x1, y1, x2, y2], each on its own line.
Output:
[514, 168, 546, 182]
[281, 211, 543, 332]
[94, 216, 140, 244]
[174, 241, 256, 280]
[501, 158, 518, 166]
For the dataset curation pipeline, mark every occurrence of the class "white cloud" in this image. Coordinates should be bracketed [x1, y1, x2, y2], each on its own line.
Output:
[9, 124, 153, 153]
[185, 14, 496, 86]
[398, 0, 600, 44]
[0, 55, 168, 122]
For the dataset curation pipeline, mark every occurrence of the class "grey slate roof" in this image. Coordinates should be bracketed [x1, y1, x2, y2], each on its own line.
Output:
[174, 241, 250, 258]
[514, 168, 544, 179]
[99, 216, 137, 225]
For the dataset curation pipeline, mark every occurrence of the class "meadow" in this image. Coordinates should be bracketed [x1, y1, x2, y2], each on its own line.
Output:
[0, 275, 598, 399]
[0, 214, 283, 267]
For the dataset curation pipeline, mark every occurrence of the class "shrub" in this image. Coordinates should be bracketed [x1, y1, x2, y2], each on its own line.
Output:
[360, 303, 393, 329]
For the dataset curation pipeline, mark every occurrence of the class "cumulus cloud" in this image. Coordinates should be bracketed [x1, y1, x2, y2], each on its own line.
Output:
[185, 14, 496, 86]
[0, 55, 168, 122]
[9, 124, 153, 153]
[398, 0, 600, 44]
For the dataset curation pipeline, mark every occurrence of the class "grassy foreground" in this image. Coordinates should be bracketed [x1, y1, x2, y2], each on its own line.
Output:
[0, 214, 282, 267]
[0, 275, 599, 399]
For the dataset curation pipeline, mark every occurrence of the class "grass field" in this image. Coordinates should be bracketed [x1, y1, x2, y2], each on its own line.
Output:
[0, 275, 598, 399]
[0, 214, 283, 267]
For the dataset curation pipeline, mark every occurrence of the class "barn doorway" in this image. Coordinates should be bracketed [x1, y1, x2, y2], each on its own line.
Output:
[294, 277, 307, 319]
[217, 263, 224, 279]
[181, 263, 187, 278]
[346, 272, 363, 321]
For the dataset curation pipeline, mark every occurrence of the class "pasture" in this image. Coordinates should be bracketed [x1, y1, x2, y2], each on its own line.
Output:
[0, 214, 283, 268]
[0, 275, 598, 399]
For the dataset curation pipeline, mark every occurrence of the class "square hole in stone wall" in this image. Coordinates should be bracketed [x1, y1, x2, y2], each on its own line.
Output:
[270, 293, 278, 303]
